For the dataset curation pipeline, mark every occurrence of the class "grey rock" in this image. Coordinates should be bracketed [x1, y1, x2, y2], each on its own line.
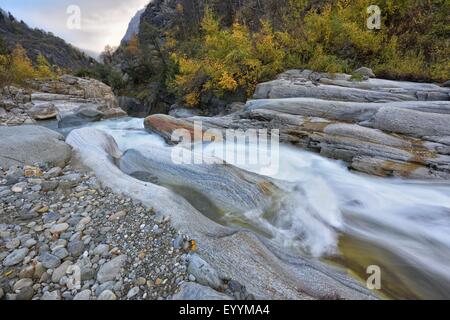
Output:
[42, 212, 61, 224]
[13, 278, 34, 292]
[38, 252, 61, 269]
[41, 290, 61, 300]
[373, 107, 450, 137]
[41, 181, 59, 192]
[52, 247, 69, 260]
[67, 240, 84, 257]
[354, 67, 376, 78]
[5, 238, 20, 250]
[44, 167, 62, 179]
[0, 126, 71, 169]
[95, 281, 115, 296]
[3, 248, 29, 267]
[172, 283, 233, 300]
[73, 289, 91, 301]
[93, 244, 110, 256]
[16, 287, 34, 301]
[57, 105, 104, 129]
[127, 286, 140, 299]
[80, 267, 96, 281]
[97, 289, 117, 300]
[50, 223, 69, 234]
[188, 254, 223, 290]
[52, 261, 73, 283]
[27, 103, 58, 120]
[97, 255, 127, 284]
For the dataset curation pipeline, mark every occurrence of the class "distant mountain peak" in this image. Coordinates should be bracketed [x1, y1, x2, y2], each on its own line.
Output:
[121, 7, 146, 45]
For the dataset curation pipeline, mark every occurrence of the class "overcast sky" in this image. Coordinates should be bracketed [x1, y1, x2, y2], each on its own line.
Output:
[0, 0, 149, 55]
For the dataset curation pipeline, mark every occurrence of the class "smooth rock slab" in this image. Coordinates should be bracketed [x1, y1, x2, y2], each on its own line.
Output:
[96, 255, 127, 284]
[373, 107, 450, 137]
[0, 126, 72, 169]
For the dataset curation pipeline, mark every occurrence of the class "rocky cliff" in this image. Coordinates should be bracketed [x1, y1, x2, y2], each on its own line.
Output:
[121, 8, 146, 45]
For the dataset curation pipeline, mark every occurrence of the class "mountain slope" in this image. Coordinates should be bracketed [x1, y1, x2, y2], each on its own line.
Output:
[121, 8, 146, 45]
[0, 9, 96, 70]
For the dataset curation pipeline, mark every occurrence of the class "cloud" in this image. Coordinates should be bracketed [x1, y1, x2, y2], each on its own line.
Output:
[0, 0, 150, 55]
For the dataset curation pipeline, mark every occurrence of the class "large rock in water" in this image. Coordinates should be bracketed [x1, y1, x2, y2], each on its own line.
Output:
[144, 69, 450, 180]
[0, 126, 72, 168]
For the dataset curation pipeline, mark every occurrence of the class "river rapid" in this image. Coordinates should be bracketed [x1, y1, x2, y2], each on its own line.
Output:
[86, 117, 450, 300]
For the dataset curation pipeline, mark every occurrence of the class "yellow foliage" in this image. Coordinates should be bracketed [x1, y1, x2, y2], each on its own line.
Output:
[35, 54, 54, 79]
[0, 45, 56, 86]
[170, 9, 287, 107]
[10, 45, 36, 84]
[218, 71, 238, 91]
[168, 0, 449, 107]
[185, 91, 200, 107]
[126, 35, 140, 56]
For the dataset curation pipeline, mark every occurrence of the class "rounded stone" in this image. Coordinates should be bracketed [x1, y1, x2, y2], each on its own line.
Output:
[97, 290, 117, 300]
[50, 223, 69, 234]
[73, 289, 91, 301]
[3, 248, 29, 267]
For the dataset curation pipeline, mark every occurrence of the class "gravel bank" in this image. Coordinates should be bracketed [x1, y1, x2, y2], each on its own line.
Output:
[0, 164, 228, 300]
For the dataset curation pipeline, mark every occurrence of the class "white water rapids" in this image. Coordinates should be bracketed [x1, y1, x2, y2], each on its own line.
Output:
[89, 117, 450, 299]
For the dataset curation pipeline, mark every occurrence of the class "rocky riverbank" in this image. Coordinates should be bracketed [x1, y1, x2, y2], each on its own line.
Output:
[145, 69, 450, 180]
[3, 68, 449, 300]
[0, 163, 255, 300]
[0, 75, 126, 127]
[0, 122, 254, 300]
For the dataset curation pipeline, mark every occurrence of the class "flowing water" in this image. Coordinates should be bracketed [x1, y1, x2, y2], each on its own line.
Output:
[89, 117, 450, 299]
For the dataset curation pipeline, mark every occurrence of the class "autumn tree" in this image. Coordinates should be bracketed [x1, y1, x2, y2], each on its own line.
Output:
[100, 45, 117, 65]
[10, 44, 36, 84]
[35, 53, 54, 78]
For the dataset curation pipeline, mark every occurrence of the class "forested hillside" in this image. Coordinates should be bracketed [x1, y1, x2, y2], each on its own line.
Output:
[103, 0, 449, 112]
[0, 9, 96, 71]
